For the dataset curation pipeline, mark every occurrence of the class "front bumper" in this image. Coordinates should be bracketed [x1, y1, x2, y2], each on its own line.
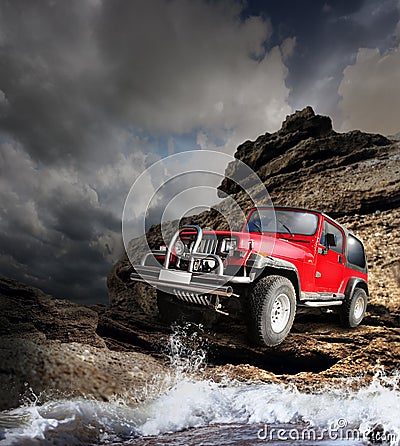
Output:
[130, 264, 252, 298]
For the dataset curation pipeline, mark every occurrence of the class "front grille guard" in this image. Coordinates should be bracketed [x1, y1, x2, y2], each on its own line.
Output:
[131, 225, 252, 303]
[142, 225, 224, 275]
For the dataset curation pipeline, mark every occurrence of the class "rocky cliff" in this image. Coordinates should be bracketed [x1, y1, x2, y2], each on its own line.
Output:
[218, 106, 398, 216]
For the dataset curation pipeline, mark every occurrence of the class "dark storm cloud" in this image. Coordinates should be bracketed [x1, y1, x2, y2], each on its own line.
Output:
[0, 140, 123, 302]
[0, 0, 112, 165]
[0, 0, 292, 303]
[93, 0, 292, 137]
[49, 199, 120, 242]
[0, 0, 287, 166]
[0, 234, 116, 306]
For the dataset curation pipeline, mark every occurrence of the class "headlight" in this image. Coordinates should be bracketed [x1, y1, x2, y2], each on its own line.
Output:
[174, 239, 185, 256]
[221, 237, 238, 254]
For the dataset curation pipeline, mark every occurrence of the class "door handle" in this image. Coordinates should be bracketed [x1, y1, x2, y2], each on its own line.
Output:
[338, 255, 343, 264]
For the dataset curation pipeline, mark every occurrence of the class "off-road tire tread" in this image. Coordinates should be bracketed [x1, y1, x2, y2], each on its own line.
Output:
[248, 275, 296, 347]
[340, 287, 367, 328]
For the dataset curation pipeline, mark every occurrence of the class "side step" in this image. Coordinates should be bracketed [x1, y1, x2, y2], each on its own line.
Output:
[302, 300, 343, 308]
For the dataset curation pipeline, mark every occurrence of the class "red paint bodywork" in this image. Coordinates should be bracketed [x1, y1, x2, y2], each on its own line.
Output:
[199, 207, 368, 295]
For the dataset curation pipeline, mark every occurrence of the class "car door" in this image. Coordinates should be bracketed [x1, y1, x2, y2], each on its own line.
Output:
[315, 219, 345, 293]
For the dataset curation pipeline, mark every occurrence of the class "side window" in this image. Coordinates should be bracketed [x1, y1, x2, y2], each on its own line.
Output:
[347, 235, 366, 269]
[322, 221, 344, 254]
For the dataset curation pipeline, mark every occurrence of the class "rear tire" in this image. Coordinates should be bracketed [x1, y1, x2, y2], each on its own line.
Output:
[340, 288, 367, 328]
[248, 276, 296, 347]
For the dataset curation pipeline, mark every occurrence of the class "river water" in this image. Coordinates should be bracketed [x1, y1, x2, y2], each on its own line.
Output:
[1, 327, 399, 445]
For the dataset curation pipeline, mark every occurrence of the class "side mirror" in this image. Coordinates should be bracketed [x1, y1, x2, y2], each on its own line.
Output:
[326, 232, 337, 248]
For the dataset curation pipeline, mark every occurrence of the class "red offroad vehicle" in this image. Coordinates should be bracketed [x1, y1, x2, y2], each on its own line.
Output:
[130, 207, 368, 346]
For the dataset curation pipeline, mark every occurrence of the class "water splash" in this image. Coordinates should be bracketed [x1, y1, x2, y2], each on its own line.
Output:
[165, 323, 208, 376]
[2, 373, 400, 445]
[1, 326, 400, 445]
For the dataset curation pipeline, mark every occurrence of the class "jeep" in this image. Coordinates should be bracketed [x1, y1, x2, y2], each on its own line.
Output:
[129, 207, 368, 346]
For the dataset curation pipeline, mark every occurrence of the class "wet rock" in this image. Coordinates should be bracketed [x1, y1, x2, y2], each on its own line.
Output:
[0, 338, 168, 411]
[1, 276, 399, 410]
[0, 277, 105, 347]
[0, 278, 169, 411]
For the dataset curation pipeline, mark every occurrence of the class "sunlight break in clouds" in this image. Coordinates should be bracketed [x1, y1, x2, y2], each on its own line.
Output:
[338, 8, 400, 136]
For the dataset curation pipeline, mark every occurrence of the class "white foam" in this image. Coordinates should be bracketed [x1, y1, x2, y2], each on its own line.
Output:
[1, 326, 399, 445]
[137, 373, 400, 439]
[1, 373, 400, 445]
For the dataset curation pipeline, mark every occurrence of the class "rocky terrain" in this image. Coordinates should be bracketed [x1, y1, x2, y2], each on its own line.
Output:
[1, 107, 399, 411]
[0, 278, 170, 411]
[1, 274, 399, 411]
[111, 107, 400, 311]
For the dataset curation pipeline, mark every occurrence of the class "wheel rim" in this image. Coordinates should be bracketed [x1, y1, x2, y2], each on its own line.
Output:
[353, 295, 365, 320]
[270, 293, 291, 333]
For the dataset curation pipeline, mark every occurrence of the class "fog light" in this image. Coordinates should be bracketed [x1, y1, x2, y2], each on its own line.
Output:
[174, 239, 185, 256]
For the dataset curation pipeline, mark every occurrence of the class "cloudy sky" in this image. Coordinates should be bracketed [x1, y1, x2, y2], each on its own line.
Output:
[1, 0, 399, 303]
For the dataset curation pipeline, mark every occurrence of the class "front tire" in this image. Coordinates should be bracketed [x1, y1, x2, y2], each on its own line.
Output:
[340, 288, 367, 328]
[249, 276, 296, 347]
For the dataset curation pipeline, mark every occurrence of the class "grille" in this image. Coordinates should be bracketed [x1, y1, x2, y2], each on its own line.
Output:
[197, 236, 218, 254]
[173, 289, 210, 306]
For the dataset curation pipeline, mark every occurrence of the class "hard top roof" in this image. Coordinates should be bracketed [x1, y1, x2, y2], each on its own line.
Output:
[248, 205, 356, 240]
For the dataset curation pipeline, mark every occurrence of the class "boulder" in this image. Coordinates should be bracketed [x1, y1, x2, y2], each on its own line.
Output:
[0, 278, 168, 410]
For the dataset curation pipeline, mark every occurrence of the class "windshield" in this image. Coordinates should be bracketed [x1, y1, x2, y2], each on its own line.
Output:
[246, 209, 319, 236]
